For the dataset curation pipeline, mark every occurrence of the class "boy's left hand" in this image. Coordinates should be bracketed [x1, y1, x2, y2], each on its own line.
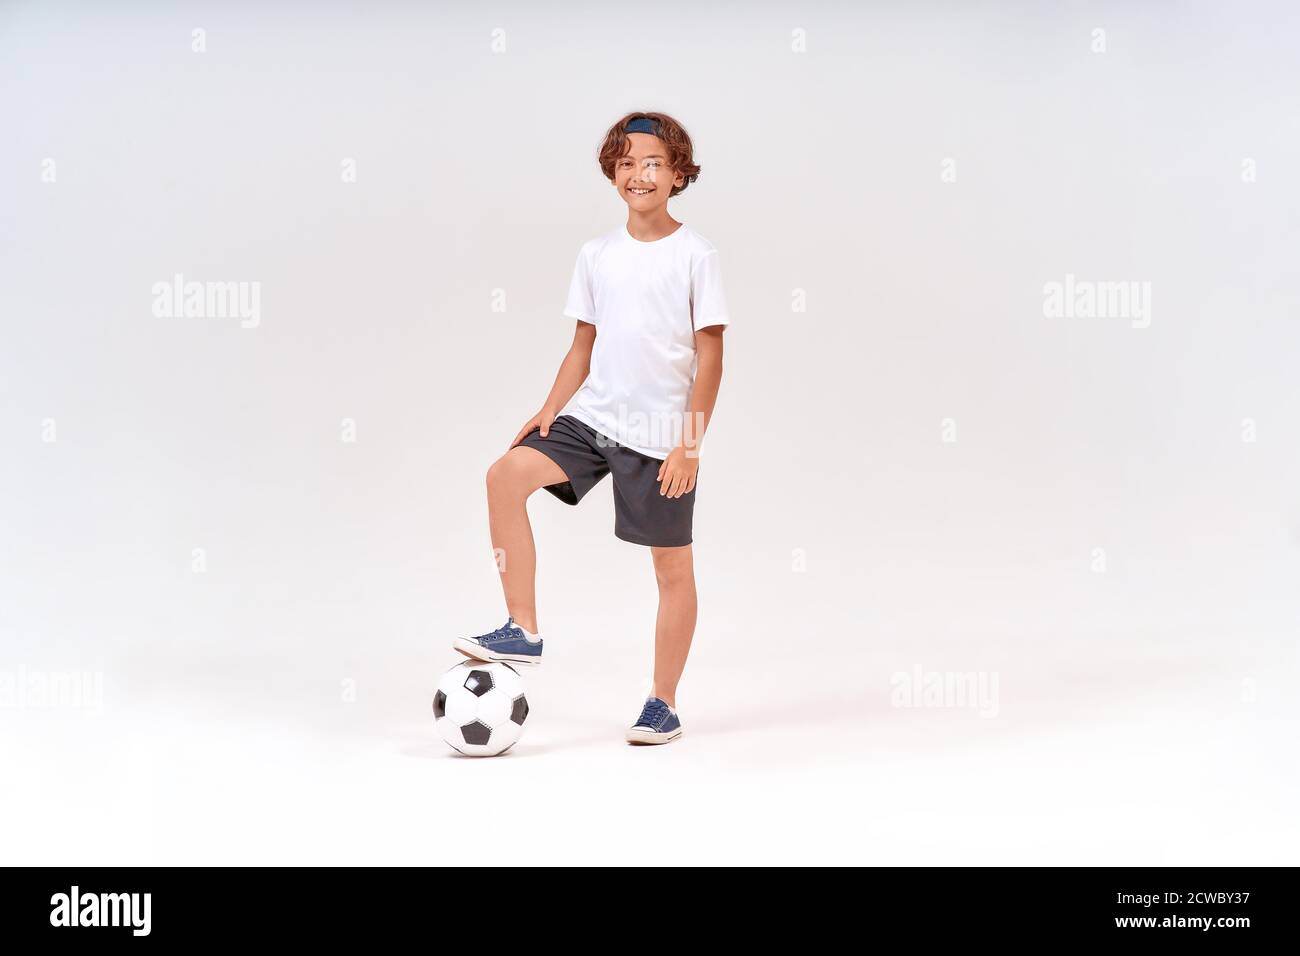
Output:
[657, 447, 698, 498]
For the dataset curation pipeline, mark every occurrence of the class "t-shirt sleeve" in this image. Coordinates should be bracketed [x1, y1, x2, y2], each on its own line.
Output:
[562, 244, 597, 324]
[690, 249, 730, 331]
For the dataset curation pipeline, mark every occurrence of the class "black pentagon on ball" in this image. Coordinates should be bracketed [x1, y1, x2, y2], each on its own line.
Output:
[461, 720, 492, 746]
[432, 689, 447, 719]
[510, 694, 529, 725]
[464, 670, 494, 697]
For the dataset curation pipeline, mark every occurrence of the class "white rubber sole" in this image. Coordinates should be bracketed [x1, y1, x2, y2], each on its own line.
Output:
[452, 637, 542, 666]
[625, 727, 683, 745]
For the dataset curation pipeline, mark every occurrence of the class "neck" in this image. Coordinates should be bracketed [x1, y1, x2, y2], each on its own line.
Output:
[625, 209, 681, 242]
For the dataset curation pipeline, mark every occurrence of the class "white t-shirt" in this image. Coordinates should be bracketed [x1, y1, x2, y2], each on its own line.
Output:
[560, 223, 730, 460]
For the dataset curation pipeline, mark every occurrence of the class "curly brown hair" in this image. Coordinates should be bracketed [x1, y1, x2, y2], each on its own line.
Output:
[597, 111, 701, 198]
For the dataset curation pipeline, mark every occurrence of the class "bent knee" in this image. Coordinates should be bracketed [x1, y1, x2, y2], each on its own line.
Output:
[486, 450, 539, 497]
[485, 456, 517, 493]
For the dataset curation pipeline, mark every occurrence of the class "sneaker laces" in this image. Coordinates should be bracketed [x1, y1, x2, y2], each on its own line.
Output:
[635, 698, 671, 729]
[479, 617, 521, 645]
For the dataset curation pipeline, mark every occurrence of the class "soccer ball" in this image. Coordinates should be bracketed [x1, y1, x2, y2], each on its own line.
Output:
[433, 660, 530, 756]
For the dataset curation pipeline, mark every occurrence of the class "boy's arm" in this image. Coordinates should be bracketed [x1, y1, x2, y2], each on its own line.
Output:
[543, 320, 597, 418]
[510, 321, 596, 447]
[658, 326, 724, 496]
[683, 327, 724, 455]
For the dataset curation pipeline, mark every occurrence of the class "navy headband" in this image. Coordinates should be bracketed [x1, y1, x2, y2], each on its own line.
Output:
[624, 117, 657, 135]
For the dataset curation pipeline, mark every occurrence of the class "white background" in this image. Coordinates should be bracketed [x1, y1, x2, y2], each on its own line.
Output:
[2, 1, 1297, 864]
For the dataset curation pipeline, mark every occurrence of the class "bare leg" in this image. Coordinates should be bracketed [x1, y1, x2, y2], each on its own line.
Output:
[649, 544, 697, 708]
[485, 446, 567, 634]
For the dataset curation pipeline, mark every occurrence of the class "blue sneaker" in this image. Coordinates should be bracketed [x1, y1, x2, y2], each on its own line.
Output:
[626, 696, 682, 745]
[453, 616, 543, 665]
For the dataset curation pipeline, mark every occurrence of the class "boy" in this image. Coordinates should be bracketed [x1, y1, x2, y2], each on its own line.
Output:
[453, 112, 729, 745]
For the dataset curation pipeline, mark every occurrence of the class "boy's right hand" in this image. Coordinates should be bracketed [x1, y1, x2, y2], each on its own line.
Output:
[510, 409, 556, 449]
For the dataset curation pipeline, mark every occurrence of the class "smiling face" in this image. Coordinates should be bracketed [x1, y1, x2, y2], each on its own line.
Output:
[615, 132, 684, 209]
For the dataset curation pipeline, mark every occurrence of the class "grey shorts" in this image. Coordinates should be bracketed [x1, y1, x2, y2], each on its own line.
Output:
[517, 414, 696, 548]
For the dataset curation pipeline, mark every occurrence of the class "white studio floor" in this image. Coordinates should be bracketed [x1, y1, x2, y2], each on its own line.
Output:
[4, 620, 1295, 866]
